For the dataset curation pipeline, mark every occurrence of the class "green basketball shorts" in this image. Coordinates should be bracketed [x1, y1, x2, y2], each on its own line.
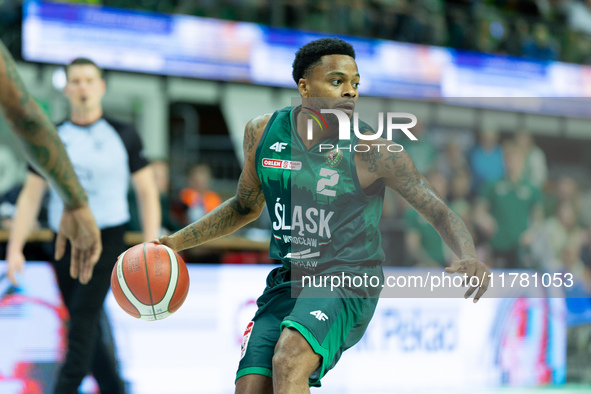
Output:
[236, 266, 380, 387]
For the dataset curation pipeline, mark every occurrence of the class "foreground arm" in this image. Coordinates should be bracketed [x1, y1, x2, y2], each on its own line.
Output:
[0, 41, 101, 283]
[0, 40, 87, 209]
[374, 144, 490, 301]
[158, 115, 269, 252]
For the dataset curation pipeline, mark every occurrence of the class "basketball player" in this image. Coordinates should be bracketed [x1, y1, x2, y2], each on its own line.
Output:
[6, 58, 161, 393]
[0, 40, 101, 284]
[157, 38, 490, 393]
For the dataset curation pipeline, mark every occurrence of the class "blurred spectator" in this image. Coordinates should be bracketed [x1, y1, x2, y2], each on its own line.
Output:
[0, 0, 19, 29]
[127, 160, 183, 234]
[544, 176, 581, 218]
[63, 0, 591, 64]
[562, 30, 591, 64]
[498, 18, 530, 56]
[563, 0, 591, 36]
[475, 16, 503, 54]
[515, 130, 548, 190]
[535, 201, 586, 272]
[180, 164, 223, 224]
[446, 4, 475, 50]
[305, 0, 332, 32]
[405, 171, 450, 267]
[348, 0, 372, 36]
[449, 171, 473, 225]
[468, 129, 505, 194]
[402, 121, 437, 175]
[64, 0, 102, 3]
[0, 144, 23, 196]
[390, 1, 435, 44]
[284, 0, 306, 29]
[560, 237, 591, 292]
[437, 139, 470, 182]
[521, 23, 559, 60]
[579, 229, 591, 286]
[474, 144, 543, 269]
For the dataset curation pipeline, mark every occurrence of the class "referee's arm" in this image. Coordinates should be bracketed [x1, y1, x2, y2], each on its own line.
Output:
[379, 143, 490, 301]
[132, 165, 161, 242]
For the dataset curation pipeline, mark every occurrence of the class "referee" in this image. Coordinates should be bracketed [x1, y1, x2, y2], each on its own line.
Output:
[6, 58, 161, 394]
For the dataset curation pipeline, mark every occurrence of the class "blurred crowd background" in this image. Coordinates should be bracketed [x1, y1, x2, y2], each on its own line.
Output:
[5, 0, 591, 63]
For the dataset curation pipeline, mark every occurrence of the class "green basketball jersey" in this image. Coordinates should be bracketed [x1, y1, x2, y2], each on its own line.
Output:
[255, 106, 385, 274]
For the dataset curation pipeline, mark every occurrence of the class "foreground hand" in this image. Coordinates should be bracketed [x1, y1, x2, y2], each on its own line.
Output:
[55, 204, 102, 285]
[445, 258, 490, 303]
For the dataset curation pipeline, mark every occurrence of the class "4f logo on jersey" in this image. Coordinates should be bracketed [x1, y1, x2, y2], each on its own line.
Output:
[310, 310, 328, 321]
[317, 168, 339, 197]
[269, 142, 288, 152]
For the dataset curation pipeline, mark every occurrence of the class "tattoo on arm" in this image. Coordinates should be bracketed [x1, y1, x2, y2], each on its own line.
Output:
[384, 149, 477, 259]
[171, 117, 267, 250]
[0, 42, 31, 108]
[0, 41, 87, 208]
[243, 117, 264, 162]
[360, 148, 383, 173]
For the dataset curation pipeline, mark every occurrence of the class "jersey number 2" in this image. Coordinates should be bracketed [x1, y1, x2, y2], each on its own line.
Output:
[317, 168, 339, 197]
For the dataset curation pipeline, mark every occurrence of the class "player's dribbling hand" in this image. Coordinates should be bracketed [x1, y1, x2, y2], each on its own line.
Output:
[445, 258, 490, 303]
[152, 235, 177, 251]
[55, 204, 102, 285]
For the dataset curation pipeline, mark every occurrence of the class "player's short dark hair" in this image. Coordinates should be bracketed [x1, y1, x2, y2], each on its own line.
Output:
[66, 58, 103, 79]
[292, 38, 356, 84]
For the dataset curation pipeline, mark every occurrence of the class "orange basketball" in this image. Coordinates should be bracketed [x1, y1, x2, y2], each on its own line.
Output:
[111, 242, 189, 321]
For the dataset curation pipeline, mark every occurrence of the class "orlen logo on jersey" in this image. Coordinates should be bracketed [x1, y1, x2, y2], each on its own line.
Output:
[262, 158, 302, 171]
[304, 107, 418, 153]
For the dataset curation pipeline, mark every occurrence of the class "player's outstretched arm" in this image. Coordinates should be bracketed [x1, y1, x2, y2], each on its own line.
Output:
[375, 143, 490, 302]
[0, 40, 87, 209]
[0, 41, 101, 284]
[158, 114, 270, 252]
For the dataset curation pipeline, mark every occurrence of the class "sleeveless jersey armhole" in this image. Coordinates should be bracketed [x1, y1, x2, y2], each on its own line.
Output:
[254, 111, 279, 174]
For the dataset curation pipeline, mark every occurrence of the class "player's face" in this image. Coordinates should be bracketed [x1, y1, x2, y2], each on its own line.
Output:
[299, 55, 359, 116]
[64, 65, 105, 111]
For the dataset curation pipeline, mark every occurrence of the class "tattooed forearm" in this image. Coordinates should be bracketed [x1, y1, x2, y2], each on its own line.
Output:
[169, 115, 268, 251]
[0, 43, 30, 109]
[0, 40, 87, 209]
[170, 182, 265, 251]
[400, 176, 476, 259]
[243, 117, 265, 162]
[383, 148, 477, 260]
[233, 172, 265, 215]
[243, 121, 257, 162]
[435, 209, 478, 260]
